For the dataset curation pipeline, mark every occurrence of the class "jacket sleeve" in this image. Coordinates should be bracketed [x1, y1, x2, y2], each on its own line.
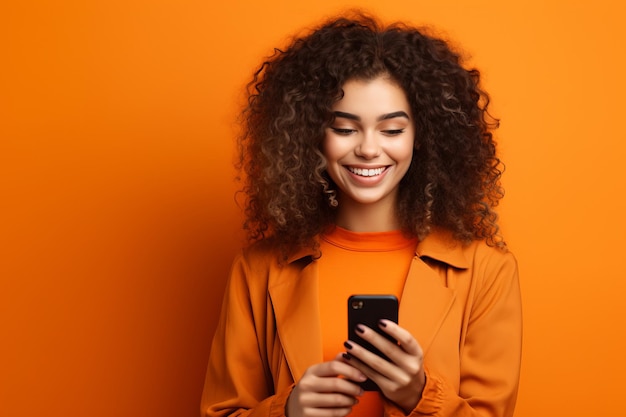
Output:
[384, 249, 522, 417]
[200, 251, 292, 417]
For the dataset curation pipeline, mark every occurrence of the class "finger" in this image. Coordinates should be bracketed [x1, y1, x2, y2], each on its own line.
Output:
[340, 350, 379, 382]
[345, 328, 421, 384]
[300, 358, 366, 397]
[299, 406, 355, 417]
[305, 376, 364, 397]
[349, 324, 407, 366]
[343, 338, 424, 407]
[360, 323, 425, 391]
[293, 391, 356, 417]
[378, 320, 423, 358]
[352, 322, 422, 366]
[342, 339, 395, 381]
[308, 357, 367, 382]
[301, 391, 360, 408]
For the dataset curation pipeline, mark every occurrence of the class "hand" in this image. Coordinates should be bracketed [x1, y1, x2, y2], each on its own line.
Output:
[287, 353, 366, 417]
[341, 320, 425, 413]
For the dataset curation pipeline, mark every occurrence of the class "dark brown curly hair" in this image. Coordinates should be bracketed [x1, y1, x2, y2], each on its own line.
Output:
[237, 12, 506, 255]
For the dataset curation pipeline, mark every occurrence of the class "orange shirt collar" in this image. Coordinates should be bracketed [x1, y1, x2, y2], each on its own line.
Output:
[287, 227, 469, 269]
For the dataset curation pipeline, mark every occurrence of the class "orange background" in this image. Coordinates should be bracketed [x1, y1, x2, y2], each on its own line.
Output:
[2, 1, 625, 416]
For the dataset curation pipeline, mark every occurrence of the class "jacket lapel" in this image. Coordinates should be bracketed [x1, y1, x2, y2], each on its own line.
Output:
[401, 229, 468, 355]
[400, 256, 455, 356]
[268, 256, 323, 382]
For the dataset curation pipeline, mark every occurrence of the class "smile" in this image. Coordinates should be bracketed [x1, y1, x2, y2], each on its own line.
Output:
[347, 166, 387, 177]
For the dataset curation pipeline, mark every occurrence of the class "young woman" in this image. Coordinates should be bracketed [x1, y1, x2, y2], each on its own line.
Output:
[201, 13, 522, 417]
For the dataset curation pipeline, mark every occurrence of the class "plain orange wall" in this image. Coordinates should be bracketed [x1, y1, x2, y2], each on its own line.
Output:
[2, 1, 625, 416]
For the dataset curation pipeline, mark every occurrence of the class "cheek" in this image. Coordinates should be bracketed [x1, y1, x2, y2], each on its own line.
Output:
[391, 138, 415, 163]
[320, 134, 330, 156]
[321, 136, 343, 162]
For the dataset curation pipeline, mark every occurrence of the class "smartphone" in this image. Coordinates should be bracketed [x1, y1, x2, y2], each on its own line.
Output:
[347, 294, 398, 391]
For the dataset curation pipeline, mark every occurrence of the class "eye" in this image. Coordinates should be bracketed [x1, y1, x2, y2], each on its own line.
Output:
[330, 127, 357, 135]
[382, 129, 405, 136]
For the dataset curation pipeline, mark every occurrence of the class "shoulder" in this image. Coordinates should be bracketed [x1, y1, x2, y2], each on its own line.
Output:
[419, 228, 516, 270]
[231, 237, 317, 282]
[462, 239, 517, 268]
[238, 238, 282, 266]
[222, 240, 284, 304]
[239, 236, 316, 263]
[463, 239, 518, 280]
[419, 229, 519, 293]
[228, 239, 281, 286]
[456, 240, 520, 306]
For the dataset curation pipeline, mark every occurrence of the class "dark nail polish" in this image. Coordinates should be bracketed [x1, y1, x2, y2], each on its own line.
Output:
[342, 352, 352, 360]
[356, 324, 365, 334]
[344, 341, 353, 349]
[378, 320, 387, 327]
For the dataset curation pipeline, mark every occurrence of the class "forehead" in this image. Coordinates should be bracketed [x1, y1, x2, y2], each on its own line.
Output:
[333, 77, 411, 116]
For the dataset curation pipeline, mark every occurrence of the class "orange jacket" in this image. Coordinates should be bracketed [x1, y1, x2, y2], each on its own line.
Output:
[201, 230, 522, 417]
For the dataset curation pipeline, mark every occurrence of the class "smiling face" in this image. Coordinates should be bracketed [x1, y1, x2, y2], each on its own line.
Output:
[322, 76, 415, 230]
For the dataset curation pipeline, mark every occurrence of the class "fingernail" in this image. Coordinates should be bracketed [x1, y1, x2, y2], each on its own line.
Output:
[344, 341, 353, 349]
[356, 325, 365, 334]
[378, 320, 387, 328]
[342, 352, 352, 360]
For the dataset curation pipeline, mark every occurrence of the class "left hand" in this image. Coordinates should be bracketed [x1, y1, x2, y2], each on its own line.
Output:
[341, 320, 426, 413]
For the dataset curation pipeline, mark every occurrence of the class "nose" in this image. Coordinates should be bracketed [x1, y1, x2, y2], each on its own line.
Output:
[355, 131, 381, 159]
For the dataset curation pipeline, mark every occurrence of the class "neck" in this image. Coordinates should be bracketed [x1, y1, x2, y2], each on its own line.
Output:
[334, 198, 400, 232]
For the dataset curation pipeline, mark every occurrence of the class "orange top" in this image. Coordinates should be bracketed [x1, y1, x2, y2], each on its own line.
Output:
[318, 226, 418, 417]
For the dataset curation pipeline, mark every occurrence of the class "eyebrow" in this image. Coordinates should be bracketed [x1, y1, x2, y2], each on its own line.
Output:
[333, 111, 410, 122]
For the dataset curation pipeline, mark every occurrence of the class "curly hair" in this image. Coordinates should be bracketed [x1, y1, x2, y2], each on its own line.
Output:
[237, 12, 506, 255]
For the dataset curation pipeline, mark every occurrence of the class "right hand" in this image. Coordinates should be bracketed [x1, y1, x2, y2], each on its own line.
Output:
[287, 353, 366, 417]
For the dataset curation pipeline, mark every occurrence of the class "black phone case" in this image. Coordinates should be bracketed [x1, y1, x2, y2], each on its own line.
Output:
[347, 294, 398, 391]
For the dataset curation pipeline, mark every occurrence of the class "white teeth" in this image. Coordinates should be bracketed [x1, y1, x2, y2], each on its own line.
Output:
[348, 167, 385, 177]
